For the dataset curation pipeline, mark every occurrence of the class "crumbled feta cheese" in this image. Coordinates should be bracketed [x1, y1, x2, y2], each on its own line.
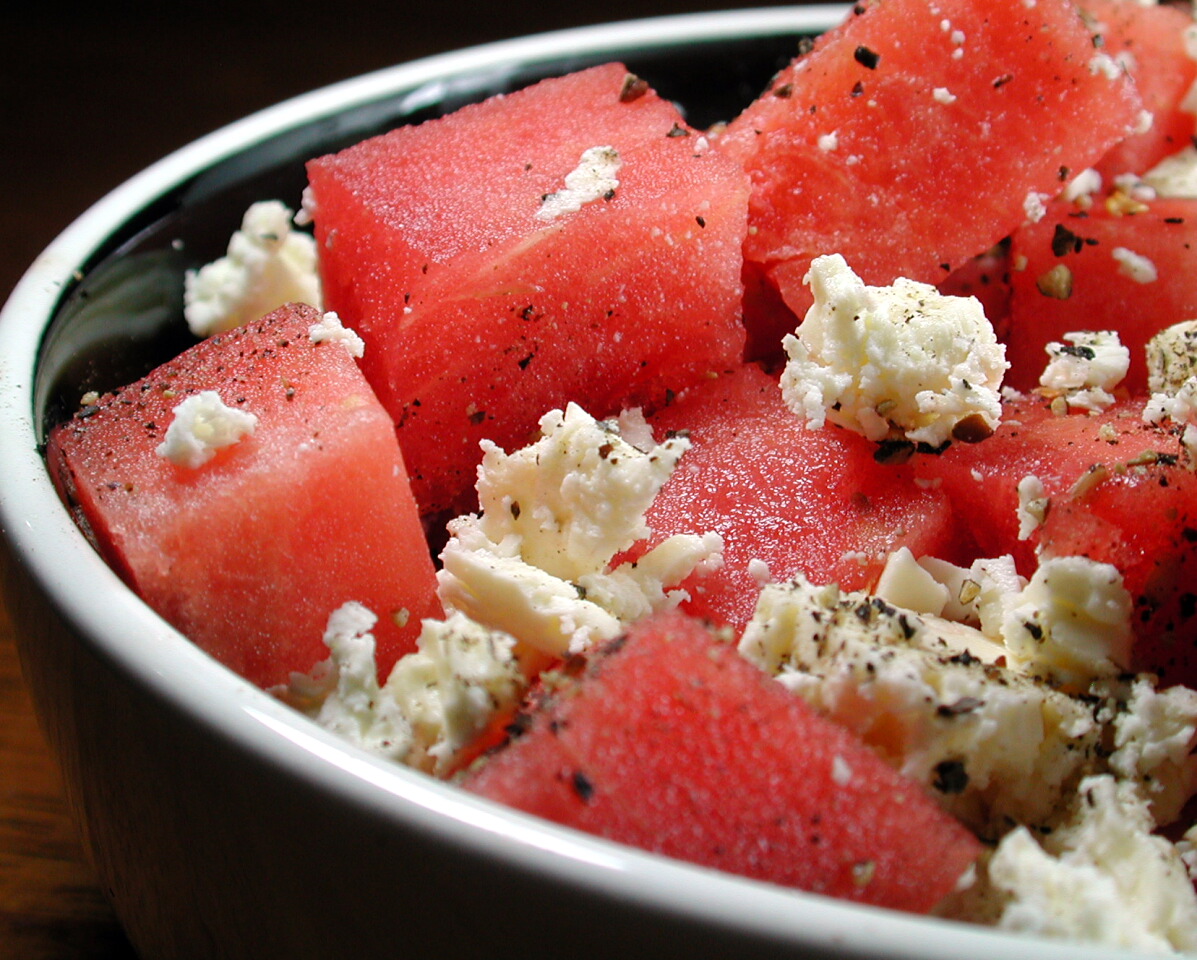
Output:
[1099, 676, 1197, 825]
[738, 575, 1103, 837]
[986, 775, 1197, 954]
[1061, 168, 1102, 205]
[1146, 319, 1197, 395]
[384, 612, 526, 774]
[535, 146, 622, 221]
[1143, 321, 1197, 463]
[916, 553, 1026, 635]
[932, 87, 956, 105]
[874, 546, 950, 616]
[1112, 246, 1159, 284]
[1088, 52, 1123, 80]
[155, 390, 258, 469]
[183, 200, 322, 337]
[437, 403, 722, 656]
[306, 602, 414, 761]
[1023, 190, 1049, 223]
[817, 131, 839, 151]
[780, 254, 1007, 449]
[1000, 555, 1133, 687]
[1016, 474, 1049, 540]
[1038, 330, 1129, 412]
[307, 311, 365, 358]
[284, 604, 525, 775]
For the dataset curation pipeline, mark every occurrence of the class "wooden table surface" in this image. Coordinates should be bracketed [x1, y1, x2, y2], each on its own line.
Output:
[0, 3, 804, 955]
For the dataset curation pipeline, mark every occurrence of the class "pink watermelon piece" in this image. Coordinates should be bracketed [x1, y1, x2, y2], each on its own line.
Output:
[914, 394, 1197, 685]
[1006, 197, 1197, 393]
[46, 303, 442, 689]
[463, 610, 982, 912]
[306, 62, 750, 515]
[1083, 0, 1197, 179]
[715, 0, 1144, 321]
[636, 363, 969, 633]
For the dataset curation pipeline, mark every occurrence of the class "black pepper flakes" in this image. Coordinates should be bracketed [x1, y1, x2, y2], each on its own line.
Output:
[571, 770, 595, 803]
[1051, 223, 1086, 257]
[853, 45, 880, 69]
[932, 760, 969, 794]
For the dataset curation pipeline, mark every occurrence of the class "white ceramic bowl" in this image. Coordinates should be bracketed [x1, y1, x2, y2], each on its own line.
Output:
[0, 9, 1153, 959]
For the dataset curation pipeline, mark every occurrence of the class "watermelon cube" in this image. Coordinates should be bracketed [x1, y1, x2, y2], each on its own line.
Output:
[639, 363, 967, 632]
[715, 0, 1144, 321]
[306, 62, 751, 515]
[46, 303, 442, 689]
[1082, 0, 1197, 180]
[463, 610, 981, 913]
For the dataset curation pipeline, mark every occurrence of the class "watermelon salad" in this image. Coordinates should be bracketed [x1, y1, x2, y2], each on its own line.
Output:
[43, 0, 1197, 949]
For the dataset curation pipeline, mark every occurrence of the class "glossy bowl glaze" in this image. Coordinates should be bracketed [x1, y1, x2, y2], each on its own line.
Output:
[0, 9, 1148, 959]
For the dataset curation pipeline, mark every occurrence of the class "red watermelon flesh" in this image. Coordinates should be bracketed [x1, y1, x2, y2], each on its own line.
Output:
[913, 394, 1197, 685]
[715, 0, 1144, 321]
[462, 610, 982, 912]
[636, 364, 969, 634]
[306, 62, 750, 516]
[1006, 197, 1197, 394]
[45, 303, 442, 689]
[1082, 0, 1197, 180]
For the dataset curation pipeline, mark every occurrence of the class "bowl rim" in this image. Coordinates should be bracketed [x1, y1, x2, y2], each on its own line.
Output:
[0, 8, 1151, 959]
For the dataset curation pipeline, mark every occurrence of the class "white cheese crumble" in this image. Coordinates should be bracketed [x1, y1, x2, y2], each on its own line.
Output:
[932, 87, 957, 105]
[307, 310, 365, 358]
[1143, 321, 1197, 464]
[986, 775, 1197, 954]
[817, 131, 839, 151]
[282, 603, 525, 776]
[740, 567, 1195, 848]
[1099, 676, 1197, 826]
[535, 146, 622, 221]
[155, 390, 258, 469]
[183, 200, 323, 337]
[1023, 190, 1049, 223]
[738, 575, 1102, 837]
[1061, 168, 1102, 205]
[1088, 52, 1124, 81]
[437, 403, 722, 656]
[1146, 319, 1197, 396]
[1000, 556, 1133, 687]
[780, 254, 1008, 449]
[1112, 246, 1159, 284]
[1038, 330, 1130, 412]
[1016, 474, 1049, 540]
[1144, 377, 1197, 465]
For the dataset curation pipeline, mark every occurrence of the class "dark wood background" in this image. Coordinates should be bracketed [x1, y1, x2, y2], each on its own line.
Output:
[0, 2, 808, 956]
